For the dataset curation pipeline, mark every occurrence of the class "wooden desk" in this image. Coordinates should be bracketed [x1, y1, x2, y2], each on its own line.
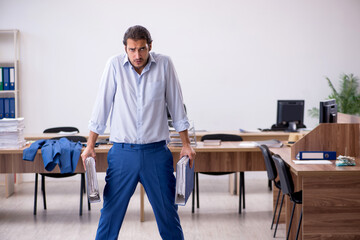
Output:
[24, 130, 294, 142]
[0, 142, 266, 222]
[6, 130, 299, 220]
[271, 124, 360, 239]
[194, 130, 292, 142]
[6, 130, 291, 199]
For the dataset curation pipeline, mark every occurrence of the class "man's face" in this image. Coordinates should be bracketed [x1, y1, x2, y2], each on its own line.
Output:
[125, 38, 152, 73]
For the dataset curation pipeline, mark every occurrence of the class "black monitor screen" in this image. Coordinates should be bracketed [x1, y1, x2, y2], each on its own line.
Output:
[275, 100, 305, 131]
[319, 99, 337, 123]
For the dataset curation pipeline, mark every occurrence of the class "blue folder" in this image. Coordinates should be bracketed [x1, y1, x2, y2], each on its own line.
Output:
[175, 156, 194, 206]
[9, 67, 15, 90]
[297, 151, 336, 160]
[3, 67, 10, 90]
[9, 98, 15, 118]
[4, 98, 10, 118]
[0, 98, 4, 119]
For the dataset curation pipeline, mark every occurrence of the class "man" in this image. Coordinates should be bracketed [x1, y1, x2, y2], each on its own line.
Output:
[81, 25, 195, 240]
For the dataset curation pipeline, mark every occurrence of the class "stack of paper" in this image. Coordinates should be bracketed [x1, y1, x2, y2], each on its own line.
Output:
[175, 156, 194, 205]
[203, 139, 221, 146]
[0, 118, 26, 149]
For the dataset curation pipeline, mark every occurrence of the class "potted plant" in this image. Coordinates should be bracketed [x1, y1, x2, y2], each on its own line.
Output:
[308, 73, 360, 118]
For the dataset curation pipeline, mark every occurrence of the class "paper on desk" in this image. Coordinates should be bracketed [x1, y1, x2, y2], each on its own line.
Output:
[293, 160, 332, 164]
[238, 139, 283, 148]
[238, 142, 257, 147]
[239, 129, 261, 133]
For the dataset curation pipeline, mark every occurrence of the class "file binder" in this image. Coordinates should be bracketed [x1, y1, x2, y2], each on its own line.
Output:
[9, 67, 15, 90]
[4, 98, 10, 118]
[3, 67, 10, 90]
[297, 151, 336, 160]
[0, 67, 3, 90]
[0, 98, 4, 119]
[9, 98, 15, 118]
[175, 156, 194, 206]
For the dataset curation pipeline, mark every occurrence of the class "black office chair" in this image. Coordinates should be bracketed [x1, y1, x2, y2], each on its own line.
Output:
[193, 134, 245, 214]
[258, 145, 283, 237]
[43, 126, 79, 134]
[34, 127, 90, 216]
[273, 154, 302, 240]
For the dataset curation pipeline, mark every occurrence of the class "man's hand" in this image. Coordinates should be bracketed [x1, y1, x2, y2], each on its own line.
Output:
[81, 146, 96, 171]
[178, 129, 196, 168]
[81, 131, 99, 171]
[180, 144, 196, 168]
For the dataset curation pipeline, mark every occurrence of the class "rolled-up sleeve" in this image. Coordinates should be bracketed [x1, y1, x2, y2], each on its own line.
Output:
[88, 58, 117, 135]
[165, 58, 190, 132]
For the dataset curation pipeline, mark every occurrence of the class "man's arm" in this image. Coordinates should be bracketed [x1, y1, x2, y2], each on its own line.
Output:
[81, 131, 99, 170]
[179, 129, 196, 168]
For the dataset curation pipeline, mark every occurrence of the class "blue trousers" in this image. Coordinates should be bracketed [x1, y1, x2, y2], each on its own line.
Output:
[95, 141, 184, 240]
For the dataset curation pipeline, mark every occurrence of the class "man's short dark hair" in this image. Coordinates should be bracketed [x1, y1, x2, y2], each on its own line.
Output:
[123, 25, 153, 46]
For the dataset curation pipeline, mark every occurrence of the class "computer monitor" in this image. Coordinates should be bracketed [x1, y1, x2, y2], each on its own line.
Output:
[319, 99, 337, 123]
[273, 100, 306, 132]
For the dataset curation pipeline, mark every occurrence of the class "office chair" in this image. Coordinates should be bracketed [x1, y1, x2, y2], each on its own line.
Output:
[258, 145, 283, 237]
[34, 127, 90, 216]
[43, 126, 79, 134]
[272, 154, 302, 240]
[193, 134, 245, 214]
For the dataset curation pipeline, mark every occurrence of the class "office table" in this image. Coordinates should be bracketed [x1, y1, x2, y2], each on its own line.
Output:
[3, 130, 300, 221]
[24, 130, 293, 143]
[0, 141, 267, 221]
[6, 130, 294, 199]
[271, 146, 360, 239]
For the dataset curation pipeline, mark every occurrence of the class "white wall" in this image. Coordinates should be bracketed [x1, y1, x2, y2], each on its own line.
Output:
[1, 0, 360, 133]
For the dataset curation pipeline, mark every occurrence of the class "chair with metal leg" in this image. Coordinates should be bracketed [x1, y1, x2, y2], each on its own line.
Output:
[258, 144, 283, 237]
[193, 134, 245, 214]
[33, 127, 91, 216]
[273, 154, 303, 240]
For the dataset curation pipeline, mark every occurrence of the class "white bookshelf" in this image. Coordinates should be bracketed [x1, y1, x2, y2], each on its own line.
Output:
[0, 29, 20, 118]
[0, 29, 20, 197]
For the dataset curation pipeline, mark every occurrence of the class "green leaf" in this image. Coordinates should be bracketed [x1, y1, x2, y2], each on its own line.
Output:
[327, 74, 360, 115]
[308, 107, 319, 118]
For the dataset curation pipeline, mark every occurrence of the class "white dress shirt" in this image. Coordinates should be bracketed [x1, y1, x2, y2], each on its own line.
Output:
[89, 52, 189, 144]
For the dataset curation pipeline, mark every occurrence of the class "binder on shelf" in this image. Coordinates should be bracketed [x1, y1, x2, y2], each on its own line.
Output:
[0, 67, 3, 90]
[3, 67, 10, 90]
[4, 98, 10, 118]
[297, 151, 336, 160]
[9, 98, 15, 118]
[175, 156, 194, 206]
[0, 98, 4, 119]
[9, 67, 15, 90]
